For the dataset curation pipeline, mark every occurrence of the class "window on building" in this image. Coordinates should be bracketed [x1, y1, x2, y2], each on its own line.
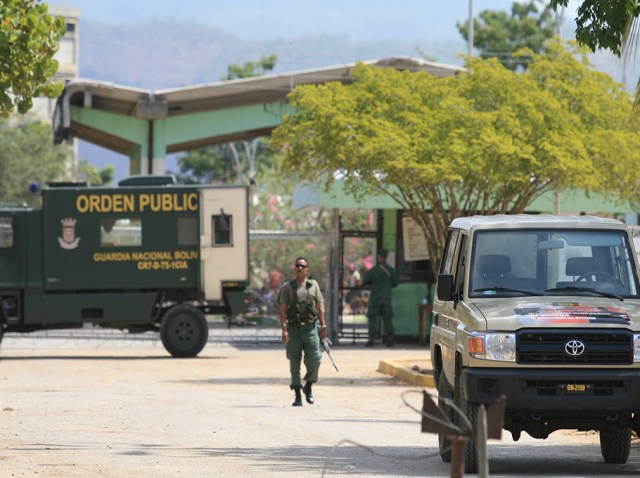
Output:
[100, 218, 142, 247]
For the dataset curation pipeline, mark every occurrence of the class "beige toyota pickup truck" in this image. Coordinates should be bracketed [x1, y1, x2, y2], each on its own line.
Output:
[430, 215, 640, 473]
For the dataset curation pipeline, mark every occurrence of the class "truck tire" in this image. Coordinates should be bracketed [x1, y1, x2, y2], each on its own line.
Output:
[160, 304, 208, 358]
[456, 372, 479, 474]
[599, 426, 631, 464]
[437, 372, 454, 463]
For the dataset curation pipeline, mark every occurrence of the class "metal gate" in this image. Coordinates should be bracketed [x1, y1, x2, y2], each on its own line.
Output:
[337, 216, 380, 343]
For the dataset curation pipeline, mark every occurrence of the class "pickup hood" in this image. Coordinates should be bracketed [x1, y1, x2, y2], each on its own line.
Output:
[471, 296, 640, 330]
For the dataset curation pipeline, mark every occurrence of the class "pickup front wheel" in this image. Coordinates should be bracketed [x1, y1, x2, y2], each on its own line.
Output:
[456, 372, 479, 474]
[437, 373, 454, 463]
[599, 426, 631, 464]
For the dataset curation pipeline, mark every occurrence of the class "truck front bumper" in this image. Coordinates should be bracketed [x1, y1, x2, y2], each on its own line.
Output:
[463, 368, 640, 415]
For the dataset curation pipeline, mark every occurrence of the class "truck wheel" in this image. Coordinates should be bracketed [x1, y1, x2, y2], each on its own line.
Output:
[437, 372, 454, 463]
[599, 426, 631, 464]
[160, 304, 208, 358]
[456, 372, 479, 474]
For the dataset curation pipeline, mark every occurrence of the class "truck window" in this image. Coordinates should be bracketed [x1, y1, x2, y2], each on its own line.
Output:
[0, 216, 13, 248]
[439, 229, 460, 274]
[212, 214, 232, 246]
[100, 218, 142, 247]
[178, 217, 197, 246]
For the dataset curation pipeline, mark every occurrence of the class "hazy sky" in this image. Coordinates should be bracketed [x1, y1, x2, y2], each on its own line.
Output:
[54, 0, 580, 44]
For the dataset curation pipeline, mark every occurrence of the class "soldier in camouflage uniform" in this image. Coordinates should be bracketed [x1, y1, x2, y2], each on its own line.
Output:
[278, 256, 326, 406]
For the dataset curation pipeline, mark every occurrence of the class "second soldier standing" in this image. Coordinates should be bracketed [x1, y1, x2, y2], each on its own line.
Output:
[363, 249, 398, 347]
[278, 256, 326, 406]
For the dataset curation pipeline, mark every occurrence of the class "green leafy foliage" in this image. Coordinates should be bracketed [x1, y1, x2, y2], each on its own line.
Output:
[77, 161, 115, 186]
[272, 39, 640, 262]
[550, 1, 640, 105]
[224, 53, 278, 80]
[550, 0, 639, 56]
[458, 0, 556, 70]
[174, 146, 233, 184]
[0, 116, 72, 206]
[0, 0, 66, 116]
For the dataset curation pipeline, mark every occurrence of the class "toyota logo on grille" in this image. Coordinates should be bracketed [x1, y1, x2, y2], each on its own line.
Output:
[565, 340, 586, 357]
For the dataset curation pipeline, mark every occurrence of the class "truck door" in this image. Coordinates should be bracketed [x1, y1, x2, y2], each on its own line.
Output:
[199, 186, 249, 301]
[0, 214, 22, 287]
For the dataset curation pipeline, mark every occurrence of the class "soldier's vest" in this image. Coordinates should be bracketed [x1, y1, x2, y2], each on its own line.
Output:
[286, 279, 319, 324]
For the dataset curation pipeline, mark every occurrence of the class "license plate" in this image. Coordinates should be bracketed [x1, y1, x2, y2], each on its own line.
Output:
[565, 383, 587, 393]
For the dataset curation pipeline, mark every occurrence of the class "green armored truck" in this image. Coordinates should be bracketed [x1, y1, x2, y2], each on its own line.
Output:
[0, 177, 250, 357]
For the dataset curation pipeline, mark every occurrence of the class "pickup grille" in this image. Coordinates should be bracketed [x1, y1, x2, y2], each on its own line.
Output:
[517, 330, 633, 365]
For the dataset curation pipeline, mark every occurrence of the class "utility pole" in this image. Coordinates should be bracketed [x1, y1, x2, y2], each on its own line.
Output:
[554, 6, 564, 215]
[468, 0, 474, 57]
[555, 7, 564, 37]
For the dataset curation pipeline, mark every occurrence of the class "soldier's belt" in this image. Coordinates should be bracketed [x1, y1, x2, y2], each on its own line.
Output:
[289, 321, 316, 326]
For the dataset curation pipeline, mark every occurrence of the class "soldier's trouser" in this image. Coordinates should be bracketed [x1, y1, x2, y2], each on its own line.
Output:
[286, 322, 322, 389]
[367, 303, 394, 340]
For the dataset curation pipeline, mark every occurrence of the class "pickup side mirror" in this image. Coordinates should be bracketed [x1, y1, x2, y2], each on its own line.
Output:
[436, 274, 455, 301]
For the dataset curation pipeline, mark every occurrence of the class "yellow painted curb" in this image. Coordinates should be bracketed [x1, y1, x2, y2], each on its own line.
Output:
[378, 359, 435, 388]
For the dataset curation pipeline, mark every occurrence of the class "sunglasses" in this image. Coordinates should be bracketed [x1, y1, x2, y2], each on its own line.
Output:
[295, 263, 308, 269]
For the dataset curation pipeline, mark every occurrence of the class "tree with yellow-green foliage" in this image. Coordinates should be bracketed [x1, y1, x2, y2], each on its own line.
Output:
[271, 40, 640, 262]
[0, 0, 65, 116]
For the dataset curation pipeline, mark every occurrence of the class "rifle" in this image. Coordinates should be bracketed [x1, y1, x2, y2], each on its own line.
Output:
[320, 337, 339, 372]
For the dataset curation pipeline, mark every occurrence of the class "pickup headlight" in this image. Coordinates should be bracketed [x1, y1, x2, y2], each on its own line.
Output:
[469, 333, 516, 362]
[634, 334, 640, 363]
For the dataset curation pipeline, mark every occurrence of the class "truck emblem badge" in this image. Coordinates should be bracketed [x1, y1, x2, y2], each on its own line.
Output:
[58, 218, 80, 250]
[564, 340, 586, 357]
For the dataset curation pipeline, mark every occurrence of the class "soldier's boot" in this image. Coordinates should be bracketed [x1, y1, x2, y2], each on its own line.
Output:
[386, 336, 395, 348]
[292, 387, 303, 407]
[303, 382, 314, 404]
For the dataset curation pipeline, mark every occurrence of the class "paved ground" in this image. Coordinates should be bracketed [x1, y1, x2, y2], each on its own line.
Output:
[1, 321, 434, 386]
[1, 326, 638, 477]
[0, 327, 439, 477]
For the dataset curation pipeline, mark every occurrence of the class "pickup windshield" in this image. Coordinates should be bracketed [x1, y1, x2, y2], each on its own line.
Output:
[469, 229, 640, 298]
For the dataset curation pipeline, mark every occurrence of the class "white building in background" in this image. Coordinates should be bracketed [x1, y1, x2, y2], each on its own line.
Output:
[31, 6, 80, 121]
[29, 6, 80, 176]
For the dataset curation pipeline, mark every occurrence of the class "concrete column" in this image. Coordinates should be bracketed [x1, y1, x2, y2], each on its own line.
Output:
[150, 119, 167, 175]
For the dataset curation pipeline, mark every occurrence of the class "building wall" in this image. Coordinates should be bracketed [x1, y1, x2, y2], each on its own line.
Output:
[31, 6, 80, 122]
[30, 6, 81, 176]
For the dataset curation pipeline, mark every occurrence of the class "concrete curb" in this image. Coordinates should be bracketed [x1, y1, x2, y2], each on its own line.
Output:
[378, 358, 435, 388]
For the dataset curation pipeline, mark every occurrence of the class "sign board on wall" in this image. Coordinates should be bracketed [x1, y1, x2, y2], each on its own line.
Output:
[402, 215, 429, 262]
